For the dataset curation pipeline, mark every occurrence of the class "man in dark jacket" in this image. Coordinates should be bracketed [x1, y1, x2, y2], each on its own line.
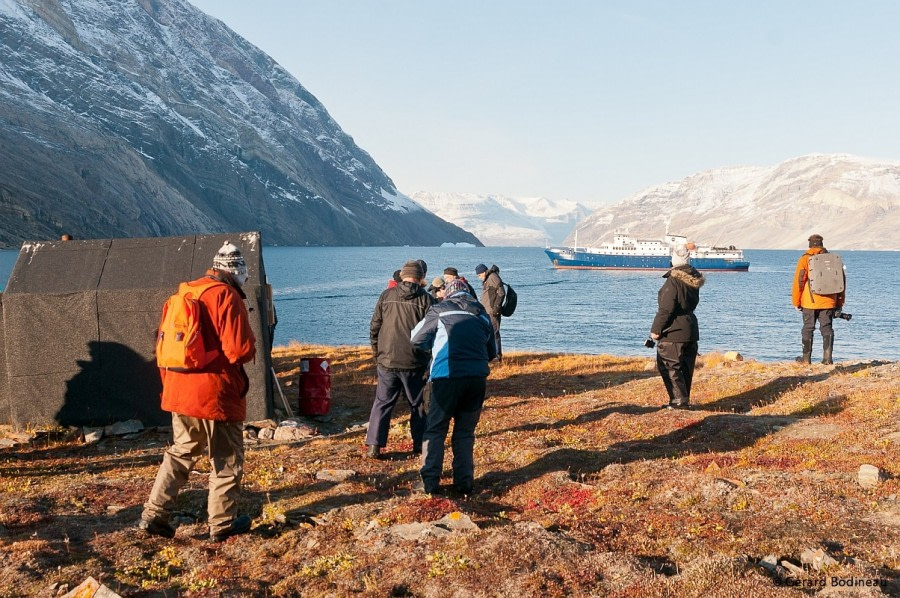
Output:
[365, 260, 434, 458]
[475, 263, 505, 361]
[650, 245, 705, 410]
[410, 278, 496, 495]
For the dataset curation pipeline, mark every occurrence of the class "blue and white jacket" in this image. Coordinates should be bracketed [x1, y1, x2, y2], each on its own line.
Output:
[410, 291, 497, 379]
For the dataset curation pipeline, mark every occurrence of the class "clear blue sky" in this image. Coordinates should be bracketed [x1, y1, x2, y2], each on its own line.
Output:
[190, 0, 900, 207]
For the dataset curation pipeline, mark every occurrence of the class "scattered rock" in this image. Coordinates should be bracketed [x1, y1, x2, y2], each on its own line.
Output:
[243, 428, 258, 440]
[0, 430, 34, 446]
[245, 419, 277, 430]
[316, 469, 356, 483]
[103, 419, 143, 436]
[758, 554, 780, 574]
[433, 511, 479, 532]
[800, 547, 838, 571]
[273, 425, 316, 442]
[345, 423, 368, 433]
[106, 505, 126, 515]
[61, 576, 121, 597]
[857, 464, 883, 488]
[701, 478, 738, 500]
[724, 351, 744, 361]
[642, 361, 656, 372]
[601, 464, 627, 480]
[780, 559, 804, 575]
[376, 512, 480, 541]
[387, 521, 452, 541]
[83, 427, 104, 444]
[258, 428, 275, 440]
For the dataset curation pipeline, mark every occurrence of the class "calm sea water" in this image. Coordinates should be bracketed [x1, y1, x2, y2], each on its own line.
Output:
[1, 247, 897, 362]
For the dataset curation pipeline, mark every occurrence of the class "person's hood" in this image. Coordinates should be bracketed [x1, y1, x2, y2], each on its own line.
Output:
[208, 269, 248, 299]
[664, 265, 705, 289]
[397, 280, 423, 299]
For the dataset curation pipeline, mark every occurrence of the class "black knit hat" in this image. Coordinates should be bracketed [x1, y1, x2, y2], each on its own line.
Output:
[400, 260, 424, 281]
[475, 263, 488, 275]
[808, 234, 824, 247]
[416, 259, 427, 276]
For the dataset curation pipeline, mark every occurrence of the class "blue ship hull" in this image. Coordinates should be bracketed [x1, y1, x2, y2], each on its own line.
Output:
[545, 249, 750, 271]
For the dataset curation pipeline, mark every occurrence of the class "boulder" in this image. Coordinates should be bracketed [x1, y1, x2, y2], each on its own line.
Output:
[857, 464, 883, 488]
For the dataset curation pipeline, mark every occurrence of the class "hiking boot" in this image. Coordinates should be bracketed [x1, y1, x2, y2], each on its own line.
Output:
[412, 479, 441, 495]
[452, 483, 474, 496]
[209, 515, 252, 543]
[796, 339, 813, 364]
[364, 445, 381, 459]
[138, 516, 176, 539]
[821, 335, 834, 365]
[666, 403, 690, 411]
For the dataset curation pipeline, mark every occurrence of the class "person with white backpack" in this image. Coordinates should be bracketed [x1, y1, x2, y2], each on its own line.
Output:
[791, 234, 847, 365]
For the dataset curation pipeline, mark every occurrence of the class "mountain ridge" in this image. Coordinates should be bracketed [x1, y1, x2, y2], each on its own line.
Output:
[411, 191, 590, 246]
[566, 154, 900, 251]
[0, 0, 481, 247]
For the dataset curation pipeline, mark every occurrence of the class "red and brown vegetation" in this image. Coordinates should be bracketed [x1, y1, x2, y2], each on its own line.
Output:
[1, 344, 898, 596]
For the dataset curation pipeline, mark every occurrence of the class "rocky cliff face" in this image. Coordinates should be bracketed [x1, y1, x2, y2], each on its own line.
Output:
[0, 0, 481, 247]
[567, 155, 900, 250]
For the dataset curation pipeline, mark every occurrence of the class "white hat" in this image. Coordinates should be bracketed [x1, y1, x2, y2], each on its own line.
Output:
[671, 244, 691, 267]
[213, 241, 248, 285]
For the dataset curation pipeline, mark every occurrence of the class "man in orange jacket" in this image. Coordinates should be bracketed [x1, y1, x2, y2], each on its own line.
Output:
[140, 242, 257, 542]
[792, 234, 845, 365]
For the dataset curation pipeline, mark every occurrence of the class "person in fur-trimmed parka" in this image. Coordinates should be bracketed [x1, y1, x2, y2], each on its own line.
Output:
[650, 244, 705, 409]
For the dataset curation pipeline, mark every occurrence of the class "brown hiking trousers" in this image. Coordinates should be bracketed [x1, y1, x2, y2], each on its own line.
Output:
[142, 413, 244, 535]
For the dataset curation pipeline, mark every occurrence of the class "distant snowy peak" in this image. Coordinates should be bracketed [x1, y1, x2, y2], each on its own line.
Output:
[570, 154, 900, 251]
[411, 192, 590, 246]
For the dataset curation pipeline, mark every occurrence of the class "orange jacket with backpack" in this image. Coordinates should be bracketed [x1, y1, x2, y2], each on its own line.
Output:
[792, 247, 846, 310]
[158, 271, 256, 422]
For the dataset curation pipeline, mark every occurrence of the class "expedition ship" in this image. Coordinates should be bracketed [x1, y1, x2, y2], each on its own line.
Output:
[545, 230, 750, 271]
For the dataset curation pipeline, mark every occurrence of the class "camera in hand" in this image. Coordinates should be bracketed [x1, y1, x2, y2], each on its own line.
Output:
[834, 309, 852, 321]
[644, 337, 656, 349]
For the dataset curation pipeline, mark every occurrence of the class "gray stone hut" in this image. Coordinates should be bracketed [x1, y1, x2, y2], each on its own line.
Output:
[0, 232, 274, 427]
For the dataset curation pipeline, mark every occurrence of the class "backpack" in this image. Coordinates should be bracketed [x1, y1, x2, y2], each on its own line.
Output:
[807, 252, 845, 295]
[500, 282, 517, 317]
[156, 279, 223, 371]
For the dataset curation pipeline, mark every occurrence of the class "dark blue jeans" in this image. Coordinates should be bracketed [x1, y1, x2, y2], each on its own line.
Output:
[420, 376, 486, 491]
[365, 367, 427, 450]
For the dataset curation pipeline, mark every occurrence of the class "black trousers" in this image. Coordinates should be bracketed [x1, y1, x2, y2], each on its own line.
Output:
[365, 367, 427, 450]
[489, 314, 502, 358]
[801, 308, 834, 343]
[420, 376, 486, 491]
[656, 341, 698, 406]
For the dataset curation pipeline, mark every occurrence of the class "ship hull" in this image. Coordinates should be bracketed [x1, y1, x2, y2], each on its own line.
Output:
[545, 249, 749, 271]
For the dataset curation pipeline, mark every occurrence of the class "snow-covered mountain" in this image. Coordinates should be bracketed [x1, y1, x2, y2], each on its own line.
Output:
[411, 192, 590, 246]
[0, 0, 480, 247]
[567, 154, 900, 250]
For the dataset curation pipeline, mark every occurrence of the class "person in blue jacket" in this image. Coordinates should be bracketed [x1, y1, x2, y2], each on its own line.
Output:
[410, 278, 497, 495]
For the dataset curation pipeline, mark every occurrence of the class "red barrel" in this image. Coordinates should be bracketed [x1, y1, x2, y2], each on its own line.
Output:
[298, 358, 331, 415]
